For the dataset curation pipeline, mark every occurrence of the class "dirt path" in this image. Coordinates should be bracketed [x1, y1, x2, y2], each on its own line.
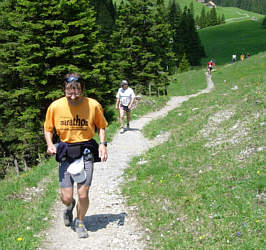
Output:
[39, 73, 214, 250]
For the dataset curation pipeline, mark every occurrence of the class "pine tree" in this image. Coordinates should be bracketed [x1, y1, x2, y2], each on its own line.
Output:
[262, 16, 266, 28]
[221, 14, 225, 24]
[176, 7, 205, 66]
[199, 6, 207, 28]
[109, 0, 171, 95]
[0, 0, 27, 175]
[168, 0, 182, 67]
[178, 53, 190, 72]
[0, 0, 113, 175]
[209, 7, 218, 26]
[90, 0, 116, 41]
[186, 7, 205, 65]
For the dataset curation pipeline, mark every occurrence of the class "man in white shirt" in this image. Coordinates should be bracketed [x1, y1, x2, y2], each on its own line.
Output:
[115, 80, 135, 133]
[232, 53, 237, 63]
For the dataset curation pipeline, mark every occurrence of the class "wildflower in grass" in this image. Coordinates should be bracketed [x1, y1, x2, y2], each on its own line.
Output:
[256, 170, 260, 175]
[242, 222, 246, 227]
[209, 215, 213, 219]
[256, 220, 260, 223]
[17, 237, 22, 241]
[236, 232, 241, 237]
[199, 235, 205, 240]
[160, 179, 163, 183]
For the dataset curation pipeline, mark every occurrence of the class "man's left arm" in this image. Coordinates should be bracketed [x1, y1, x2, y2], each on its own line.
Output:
[128, 90, 135, 109]
[98, 128, 107, 162]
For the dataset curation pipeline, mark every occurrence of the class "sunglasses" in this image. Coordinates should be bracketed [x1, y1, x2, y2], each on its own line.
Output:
[66, 76, 79, 83]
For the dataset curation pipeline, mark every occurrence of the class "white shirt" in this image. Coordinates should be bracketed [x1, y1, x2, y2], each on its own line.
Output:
[116, 87, 135, 106]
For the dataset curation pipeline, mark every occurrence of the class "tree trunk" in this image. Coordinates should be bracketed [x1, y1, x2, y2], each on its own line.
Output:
[148, 83, 151, 97]
[38, 152, 42, 164]
[23, 158, 29, 172]
[13, 157, 19, 175]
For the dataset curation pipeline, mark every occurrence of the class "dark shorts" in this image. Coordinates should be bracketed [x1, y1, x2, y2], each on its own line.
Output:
[59, 157, 94, 188]
[120, 105, 130, 112]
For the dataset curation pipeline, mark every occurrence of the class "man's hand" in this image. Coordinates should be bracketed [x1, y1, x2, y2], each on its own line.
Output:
[99, 144, 107, 162]
[47, 144, 57, 156]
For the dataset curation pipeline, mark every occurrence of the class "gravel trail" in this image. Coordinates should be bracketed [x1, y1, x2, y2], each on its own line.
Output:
[39, 73, 214, 250]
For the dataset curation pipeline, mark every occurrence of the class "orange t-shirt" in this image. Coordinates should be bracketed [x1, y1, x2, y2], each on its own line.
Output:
[44, 97, 108, 143]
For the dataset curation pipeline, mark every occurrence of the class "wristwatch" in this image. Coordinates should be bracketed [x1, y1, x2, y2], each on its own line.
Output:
[100, 141, 107, 147]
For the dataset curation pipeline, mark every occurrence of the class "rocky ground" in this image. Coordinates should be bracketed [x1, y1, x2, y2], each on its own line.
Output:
[38, 73, 214, 250]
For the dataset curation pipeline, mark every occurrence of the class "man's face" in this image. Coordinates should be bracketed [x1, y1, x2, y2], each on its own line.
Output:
[65, 82, 83, 105]
[122, 84, 128, 90]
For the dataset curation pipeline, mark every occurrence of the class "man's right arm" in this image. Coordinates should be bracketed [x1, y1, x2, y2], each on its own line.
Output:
[44, 131, 57, 155]
[115, 98, 120, 110]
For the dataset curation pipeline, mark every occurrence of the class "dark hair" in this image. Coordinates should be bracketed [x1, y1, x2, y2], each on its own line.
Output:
[63, 73, 85, 91]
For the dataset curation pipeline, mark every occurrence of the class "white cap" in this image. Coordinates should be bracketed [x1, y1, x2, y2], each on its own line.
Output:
[121, 80, 128, 86]
[67, 157, 86, 183]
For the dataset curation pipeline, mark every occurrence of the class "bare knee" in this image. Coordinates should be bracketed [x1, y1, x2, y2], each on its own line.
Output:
[60, 188, 73, 205]
[77, 186, 89, 200]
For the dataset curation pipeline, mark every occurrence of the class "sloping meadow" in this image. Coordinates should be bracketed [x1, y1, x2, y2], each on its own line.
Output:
[122, 52, 265, 248]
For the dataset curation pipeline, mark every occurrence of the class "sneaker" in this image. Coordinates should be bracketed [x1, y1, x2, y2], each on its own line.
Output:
[120, 127, 124, 133]
[75, 219, 88, 238]
[63, 198, 76, 227]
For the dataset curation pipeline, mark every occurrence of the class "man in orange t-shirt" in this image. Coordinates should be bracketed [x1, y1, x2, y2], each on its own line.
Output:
[44, 73, 108, 238]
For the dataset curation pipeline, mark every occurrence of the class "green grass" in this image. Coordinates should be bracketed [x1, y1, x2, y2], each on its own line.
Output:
[216, 6, 263, 20]
[200, 19, 266, 65]
[115, 0, 263, 20]
[122, 52, 266, 248]
[103, 95, 170, 143]
[0, 72, 209, 248]
[1, 2, 265, 249]
[0, 158, 58, 249]
[168, 68, 207, 96]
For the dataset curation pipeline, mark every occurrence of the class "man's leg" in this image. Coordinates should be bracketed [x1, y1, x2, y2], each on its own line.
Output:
[75, 185, 89, 238]
[60, 187, 74, 206]
[59, 162, 75, 227]
[76, 185, 89, 220]
[126, 111, 131, 128]
[119, 107, 125, 132]
[74, 159, 93, 238]
[60, 187, 75, 226]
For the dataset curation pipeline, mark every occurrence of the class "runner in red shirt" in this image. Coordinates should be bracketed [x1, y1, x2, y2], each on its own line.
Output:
[207, 60, 215, 75]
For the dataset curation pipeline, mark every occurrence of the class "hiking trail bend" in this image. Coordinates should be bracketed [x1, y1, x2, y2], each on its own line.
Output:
[39, 73, 214, 250]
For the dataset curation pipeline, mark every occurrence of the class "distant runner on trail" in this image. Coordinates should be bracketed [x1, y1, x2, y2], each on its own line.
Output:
[115, 80, 135, 133]
[44, 73, 108, 238]
[207, 60, 215, 75]
[232, 53, 237, 63]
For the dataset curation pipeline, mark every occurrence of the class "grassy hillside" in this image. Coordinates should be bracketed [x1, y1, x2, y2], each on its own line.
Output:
[114, 0, 263, 20]
[200, 19, 266, 65]
[1, 1, 265, 249]
[219, 7, 263, 21]
[123, 51, 266, 249]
